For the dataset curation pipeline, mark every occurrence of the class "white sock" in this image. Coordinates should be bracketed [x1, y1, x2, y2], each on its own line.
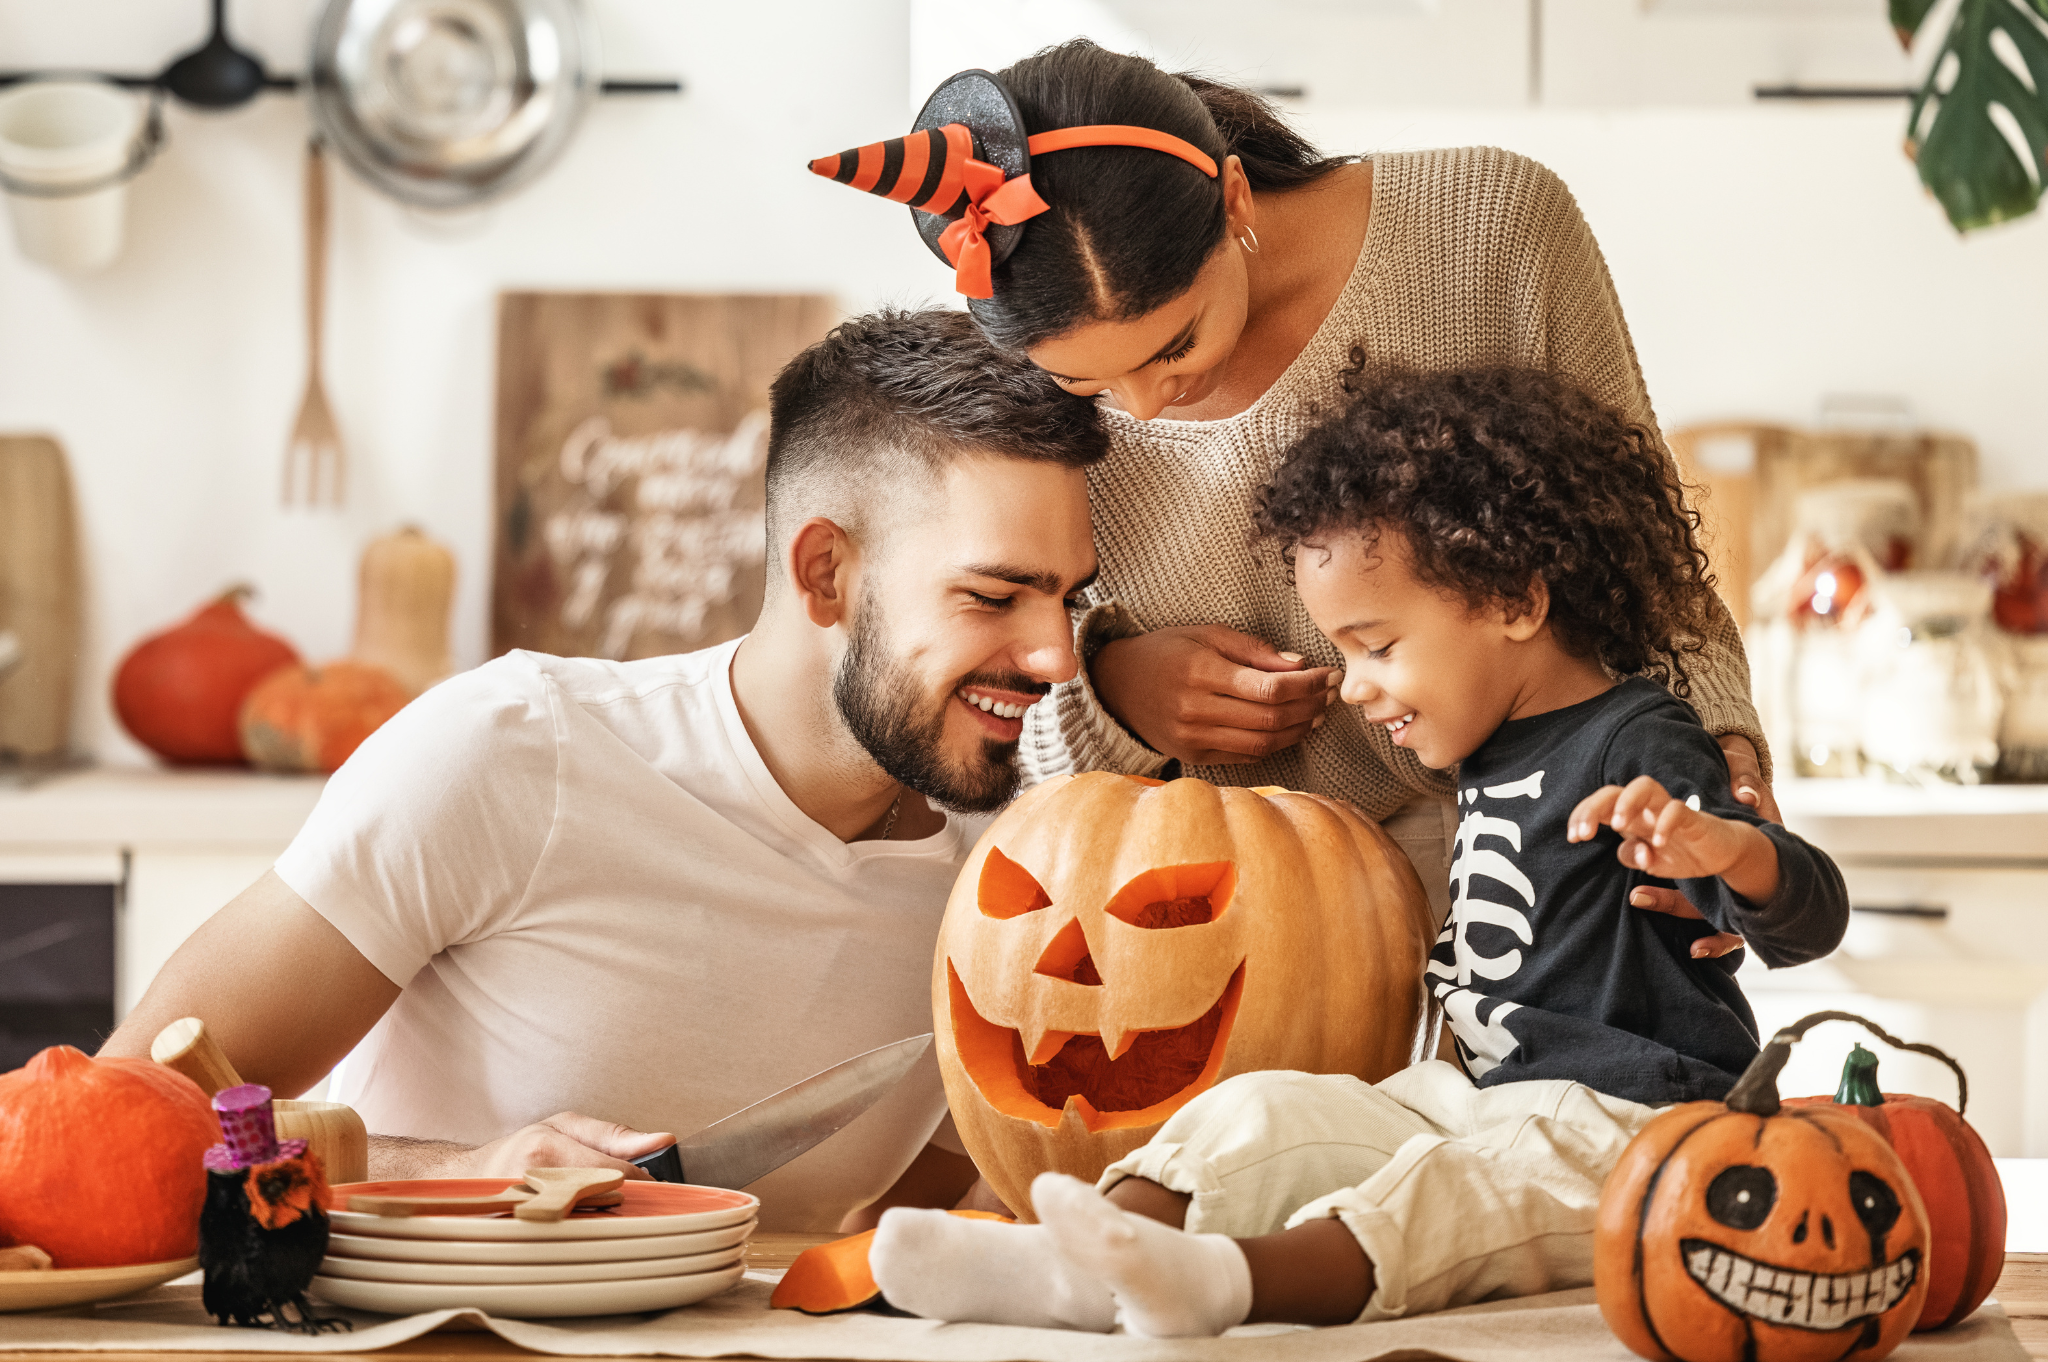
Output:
[1031, 1172, 1254, 1339]
[869, 1207, 1117, 1332]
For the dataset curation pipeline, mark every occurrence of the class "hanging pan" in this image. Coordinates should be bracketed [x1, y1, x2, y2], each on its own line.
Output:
[308, 0, 597, 209]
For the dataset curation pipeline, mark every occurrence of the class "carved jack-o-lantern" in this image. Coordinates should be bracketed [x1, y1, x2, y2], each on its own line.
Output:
[933, 773, 1437, 1218]
[1597, 1012, 1933, 1362]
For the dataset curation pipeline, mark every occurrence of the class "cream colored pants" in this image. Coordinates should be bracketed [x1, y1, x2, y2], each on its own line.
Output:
[1097, 1062, 1659, 1323]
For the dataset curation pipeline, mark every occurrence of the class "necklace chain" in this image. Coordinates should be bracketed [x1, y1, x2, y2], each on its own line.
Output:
[880, 793, 902, 840]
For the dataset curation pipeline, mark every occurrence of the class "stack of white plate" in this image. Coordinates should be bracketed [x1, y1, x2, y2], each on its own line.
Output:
[311, 1179, 759, 1317]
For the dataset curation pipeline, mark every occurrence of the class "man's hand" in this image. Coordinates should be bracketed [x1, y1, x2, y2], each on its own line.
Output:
[371, 1112, 675, 1181]
[1091, 626, 1336, 766]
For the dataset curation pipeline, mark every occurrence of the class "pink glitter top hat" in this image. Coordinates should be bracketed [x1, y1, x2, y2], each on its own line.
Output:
[204, 1083, 305, 1172]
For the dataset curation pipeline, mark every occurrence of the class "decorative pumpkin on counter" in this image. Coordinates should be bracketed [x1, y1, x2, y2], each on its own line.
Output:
[0, 1046, 219, 1267]
[933, 773, 1436, 1219]
[238, 659, 408, 773]
[351, 525, 454, 698]
[112, 587, 300, 765]
[771, 1210, 1013, 1315]
[1596, 1010, 1932, 1362]
[1784, 1015, 2007, 1331]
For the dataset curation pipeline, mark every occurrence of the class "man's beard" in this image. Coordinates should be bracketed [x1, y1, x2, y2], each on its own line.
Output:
[833, 601, 1043, 814]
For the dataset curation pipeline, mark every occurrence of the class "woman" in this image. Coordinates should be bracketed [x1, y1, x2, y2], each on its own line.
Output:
[818, 40, 1771, 936]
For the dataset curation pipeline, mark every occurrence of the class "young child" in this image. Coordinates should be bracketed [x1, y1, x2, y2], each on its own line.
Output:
[866, 366, 1850, 1337]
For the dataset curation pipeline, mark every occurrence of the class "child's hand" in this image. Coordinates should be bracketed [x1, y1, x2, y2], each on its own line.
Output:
[1568, 776, 1751, 881]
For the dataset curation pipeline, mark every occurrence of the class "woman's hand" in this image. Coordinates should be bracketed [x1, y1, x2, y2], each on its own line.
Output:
[1092, 626, 1336, 766]
[1717, 734, 1781, 822]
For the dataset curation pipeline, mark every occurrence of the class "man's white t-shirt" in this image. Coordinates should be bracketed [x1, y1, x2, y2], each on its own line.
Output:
[274, 637, 977, 1231]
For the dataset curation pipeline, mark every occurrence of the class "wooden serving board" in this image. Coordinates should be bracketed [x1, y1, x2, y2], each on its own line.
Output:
[491, 293, 835, 662]
[0, 435, 81, 766]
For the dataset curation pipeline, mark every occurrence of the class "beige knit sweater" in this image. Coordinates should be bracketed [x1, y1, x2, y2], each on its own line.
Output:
[1020, 145, 1768, 820]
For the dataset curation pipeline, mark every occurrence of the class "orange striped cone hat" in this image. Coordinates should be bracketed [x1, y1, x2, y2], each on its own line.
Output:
[809, 69, 1218, 299]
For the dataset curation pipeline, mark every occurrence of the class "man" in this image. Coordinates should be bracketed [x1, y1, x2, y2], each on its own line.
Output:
[102, 310, 1104, 1232]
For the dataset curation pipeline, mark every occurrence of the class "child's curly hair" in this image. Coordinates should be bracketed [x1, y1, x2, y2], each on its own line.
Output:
[1252, 362, 1717, 696]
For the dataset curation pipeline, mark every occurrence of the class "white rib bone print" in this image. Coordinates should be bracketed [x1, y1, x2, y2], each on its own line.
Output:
[1427, 770, 1544, 1077]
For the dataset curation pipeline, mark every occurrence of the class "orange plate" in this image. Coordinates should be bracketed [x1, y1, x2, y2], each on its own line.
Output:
[325, 1180, 758, 1242]
[328, 1180, 753, 1218]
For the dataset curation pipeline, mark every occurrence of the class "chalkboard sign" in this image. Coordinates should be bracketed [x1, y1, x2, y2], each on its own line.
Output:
[492, 292, 835, 660]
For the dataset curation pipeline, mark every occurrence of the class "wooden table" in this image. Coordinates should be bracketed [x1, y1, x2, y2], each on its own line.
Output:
[13, 1242, 2045, 1361]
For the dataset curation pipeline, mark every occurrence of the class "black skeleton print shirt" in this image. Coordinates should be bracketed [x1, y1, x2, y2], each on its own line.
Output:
[1430, 678, 1849, 1106]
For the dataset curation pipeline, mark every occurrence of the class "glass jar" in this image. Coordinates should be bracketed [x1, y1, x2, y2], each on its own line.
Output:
[1856, 573, 2004, 785]
[1750, 480, 1921, 777]
[1999, 637, 2048, 781]
[1974, 492, 2048, 636]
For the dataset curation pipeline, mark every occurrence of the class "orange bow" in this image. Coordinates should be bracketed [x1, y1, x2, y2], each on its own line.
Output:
[935, 158, 1050, 299]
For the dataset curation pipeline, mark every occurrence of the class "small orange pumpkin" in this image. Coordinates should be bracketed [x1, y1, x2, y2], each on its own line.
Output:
[933, 773, 1436, 1220]
[0, 1046, 219, 1267]
[1596, 1011, 1932, 1362]
[112, 587, 300, 765]
[770, 1210, 1013, 1314]
[239, 660, 408, 773]
[1784, 1015, 2007, 1331]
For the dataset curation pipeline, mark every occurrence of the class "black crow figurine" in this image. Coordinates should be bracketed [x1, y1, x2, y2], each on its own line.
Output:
[197, 1084, 349, 1333]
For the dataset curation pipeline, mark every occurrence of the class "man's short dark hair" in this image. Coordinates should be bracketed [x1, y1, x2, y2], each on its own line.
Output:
[764, 309, 1107, 579]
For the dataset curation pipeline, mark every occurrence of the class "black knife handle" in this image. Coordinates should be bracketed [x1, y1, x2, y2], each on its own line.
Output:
[632, 1144, 685, 1183]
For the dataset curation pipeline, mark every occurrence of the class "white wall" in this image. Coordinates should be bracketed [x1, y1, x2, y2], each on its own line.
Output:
[1, 2, 2042, 764]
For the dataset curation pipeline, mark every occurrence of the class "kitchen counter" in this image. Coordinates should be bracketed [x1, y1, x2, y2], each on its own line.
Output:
[3, 767, 2042, 856]
[1778, 777, 2048, 864]
[0, 766, 326, 852]
[0, 1236, 2038, 1359]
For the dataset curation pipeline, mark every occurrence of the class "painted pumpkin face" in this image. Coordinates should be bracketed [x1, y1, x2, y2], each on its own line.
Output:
[1598, 1101, 1931, 1362]
[933, 773, 1437, 1217]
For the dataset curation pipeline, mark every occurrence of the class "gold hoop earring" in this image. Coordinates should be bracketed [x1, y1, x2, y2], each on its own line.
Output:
[1237, 226, 1260, 255]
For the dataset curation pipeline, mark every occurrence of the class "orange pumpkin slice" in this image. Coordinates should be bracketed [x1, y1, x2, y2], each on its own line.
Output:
[770, 1210, 1012, 1315]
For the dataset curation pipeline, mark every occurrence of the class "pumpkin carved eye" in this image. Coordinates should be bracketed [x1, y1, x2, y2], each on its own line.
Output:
[1849, 1170, 1901, 1236]
[979, 847, 1052, 919]
[1103, 863, 1236, 929]
[1705, 1165, 1777, 1230]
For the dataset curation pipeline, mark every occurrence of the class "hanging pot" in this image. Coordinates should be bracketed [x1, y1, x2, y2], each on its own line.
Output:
[307, 0, 598, 209]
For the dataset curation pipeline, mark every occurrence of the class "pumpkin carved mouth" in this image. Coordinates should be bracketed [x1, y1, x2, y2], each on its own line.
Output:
[945, 961, 1245, 1133]
[1681, 1239, 1920, 1331]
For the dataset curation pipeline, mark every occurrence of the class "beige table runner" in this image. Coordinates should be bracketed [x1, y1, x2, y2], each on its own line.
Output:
[0, 1275, 2028, 1362]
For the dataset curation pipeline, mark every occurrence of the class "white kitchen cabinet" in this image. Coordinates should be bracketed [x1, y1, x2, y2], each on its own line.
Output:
[0, 768, 324, 1030]
[119, 850, 284, 1017]
[912, 0, 1533, 110]
[1771, 783, 2048, 1159]
[1541, 0, 1914, 106]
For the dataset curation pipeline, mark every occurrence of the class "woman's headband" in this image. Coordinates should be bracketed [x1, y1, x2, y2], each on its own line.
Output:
[808, 68, 1220, 300]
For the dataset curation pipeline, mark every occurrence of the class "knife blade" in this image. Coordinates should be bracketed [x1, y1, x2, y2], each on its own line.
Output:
[631, 1033, 933, 1188]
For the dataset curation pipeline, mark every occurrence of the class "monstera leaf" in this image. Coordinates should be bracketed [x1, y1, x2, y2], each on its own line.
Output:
[1894, 0, 2048, 231]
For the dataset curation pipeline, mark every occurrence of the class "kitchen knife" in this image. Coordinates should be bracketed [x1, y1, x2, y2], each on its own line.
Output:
[631, 1033, 932, 1188]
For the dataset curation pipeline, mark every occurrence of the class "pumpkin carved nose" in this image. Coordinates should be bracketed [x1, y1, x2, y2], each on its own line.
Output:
[1034, 918, 1100, 985]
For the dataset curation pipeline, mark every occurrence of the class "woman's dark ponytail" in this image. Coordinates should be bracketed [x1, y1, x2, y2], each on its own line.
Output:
[967, 40, 1353, 352]
[1175, 74, 1352, 193]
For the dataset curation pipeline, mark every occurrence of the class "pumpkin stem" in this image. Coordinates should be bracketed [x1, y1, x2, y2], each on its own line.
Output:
[1834, 1043, 1884, 1106]
[1764, 1010, 1971, 1116]
[1726, 1035, 1791, 1115]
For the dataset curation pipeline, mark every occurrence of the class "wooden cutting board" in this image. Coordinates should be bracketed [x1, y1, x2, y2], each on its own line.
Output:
[0, 435, 81, 765]
[491, 293, 835, 661]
